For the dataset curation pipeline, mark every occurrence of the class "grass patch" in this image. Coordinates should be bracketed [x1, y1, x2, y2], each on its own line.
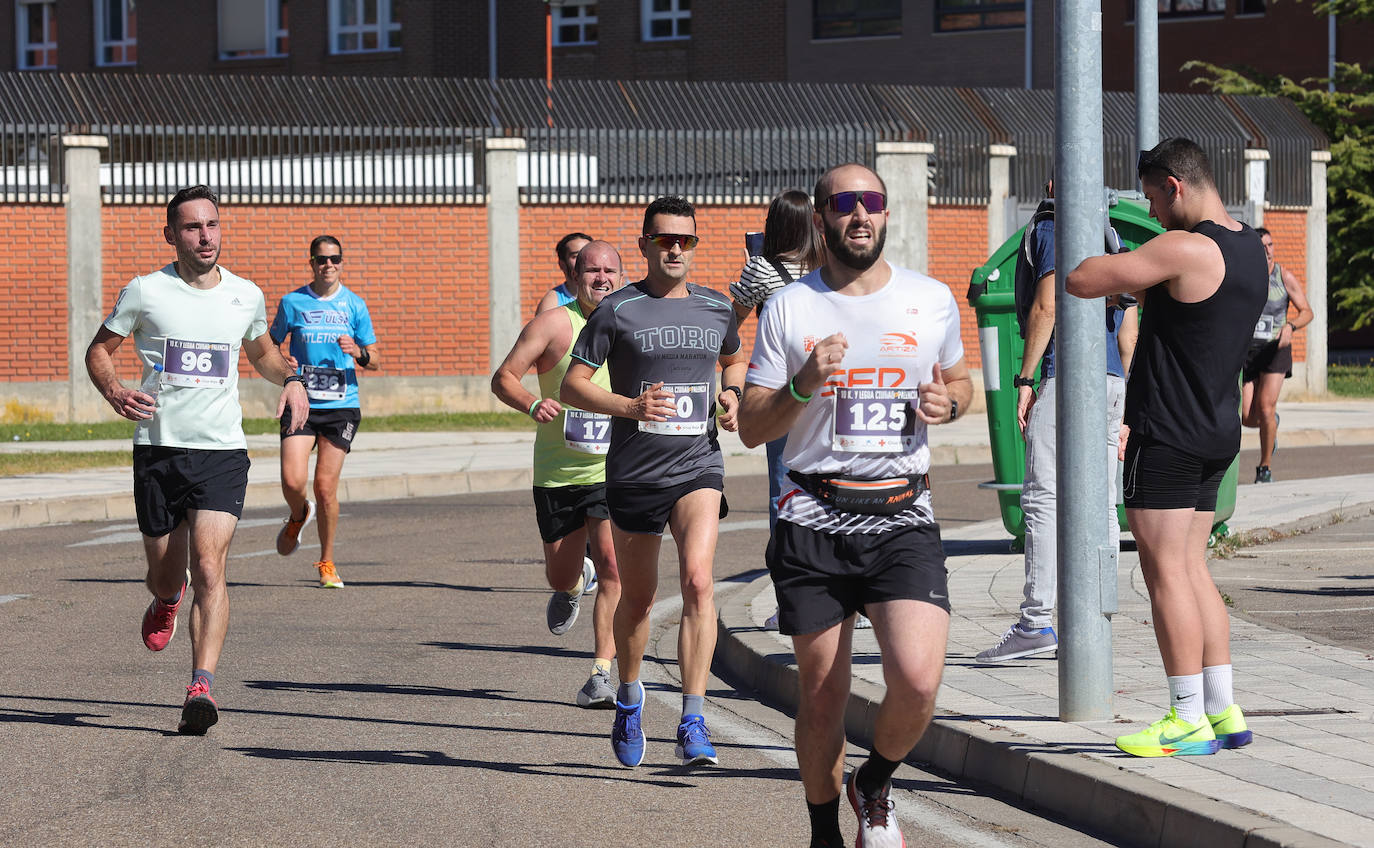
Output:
[1329, 362, 1374, 397]
[0, 448, 281, 476]
[0, 411, 535, 443]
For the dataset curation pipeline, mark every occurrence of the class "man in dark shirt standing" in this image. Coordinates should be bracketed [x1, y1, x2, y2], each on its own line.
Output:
[1066, 138, 1267, 758]
[562, 196, 747, 769]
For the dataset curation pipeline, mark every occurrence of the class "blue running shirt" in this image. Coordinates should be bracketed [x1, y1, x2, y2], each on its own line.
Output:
[551, 282, 576, 308]
[571, 281, 741, 488]
[270, 284, 377, 410]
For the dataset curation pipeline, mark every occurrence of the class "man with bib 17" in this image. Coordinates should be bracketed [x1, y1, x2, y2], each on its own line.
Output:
[739, 164, 972, 848]
[491, 240, 625, 708]
[84, 185, 309, 735]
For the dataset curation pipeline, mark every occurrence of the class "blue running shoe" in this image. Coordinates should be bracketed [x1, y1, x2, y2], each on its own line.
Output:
[612, 683, 645, 767]
[675, 714, 718, 766]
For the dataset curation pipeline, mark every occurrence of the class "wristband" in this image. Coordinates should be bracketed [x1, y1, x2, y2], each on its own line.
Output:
[355, 350, 371, 368]
[723, 385, 742, 402]
[1012, 375, 1036, 389]
[787, 377, 813, 403]
[527, 398, 541, 419]
[948, 398, 959, 423]
[283, 375, 304, 388]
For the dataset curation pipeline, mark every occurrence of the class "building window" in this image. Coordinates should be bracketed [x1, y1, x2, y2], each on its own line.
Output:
[642, 0, 689, 41]
[330, 0, 401, 54]
[94, 0, 136, 66]
[935, 0, 1025, 31]
[555, 1, 598, 46]
[1130, 0, 1226, 18]
[16, 0, 57, 70]
[1237, 0, 1265, 13]
[813, 0, 902, 39]
[220, 0, 290, 59]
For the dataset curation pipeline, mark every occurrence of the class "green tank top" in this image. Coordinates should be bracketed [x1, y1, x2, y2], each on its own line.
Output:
[533, 301, 612, 487]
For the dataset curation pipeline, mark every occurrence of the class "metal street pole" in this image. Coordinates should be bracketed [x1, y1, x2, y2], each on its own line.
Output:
[1136, 0, 1159, 153]
[1055, 0, 1113, 722]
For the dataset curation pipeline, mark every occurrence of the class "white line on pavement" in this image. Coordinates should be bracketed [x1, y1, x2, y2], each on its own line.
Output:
[0, 594, 30, 604]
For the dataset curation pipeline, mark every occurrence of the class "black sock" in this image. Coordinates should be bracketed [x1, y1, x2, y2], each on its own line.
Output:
[807, 796, 843, 848]
[192, 669, 214, 691]
[855, 750, 902, 798]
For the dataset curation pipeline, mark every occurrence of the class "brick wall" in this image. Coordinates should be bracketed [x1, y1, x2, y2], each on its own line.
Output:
[0, 205, 67, 380]
[928, 205, 990, 370]
[0, 201, 1314, 391]
[1263, 209, 1310, 364]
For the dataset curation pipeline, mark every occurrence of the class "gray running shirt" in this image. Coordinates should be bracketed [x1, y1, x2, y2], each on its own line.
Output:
[571, 280, 741, 487]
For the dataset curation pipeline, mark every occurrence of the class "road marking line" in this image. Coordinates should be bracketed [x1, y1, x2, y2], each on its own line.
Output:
[1251, 606, 1374, 614]
[0, 594, 30, 605]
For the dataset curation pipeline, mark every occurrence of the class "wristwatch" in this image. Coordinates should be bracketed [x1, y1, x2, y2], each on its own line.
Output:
[1012, 376, 1036, 389]
[947, 398, 959, 423]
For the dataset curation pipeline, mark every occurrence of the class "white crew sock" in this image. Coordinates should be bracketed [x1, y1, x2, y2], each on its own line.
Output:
[1203, 664, 1235, 716]
[1167, 673, 1205, 724]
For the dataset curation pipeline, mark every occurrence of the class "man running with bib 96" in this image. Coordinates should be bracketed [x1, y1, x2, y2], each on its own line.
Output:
[739, 164, 972, 848]
[491, 240, 624, 708]
[562, 196, 747, 769]
[84, 185, 309, 734]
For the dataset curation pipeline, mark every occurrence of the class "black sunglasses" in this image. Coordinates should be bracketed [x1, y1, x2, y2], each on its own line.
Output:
[644, 233, 700, 251]
[822, 190, 887, 215]
[1136, 150, 1178, 181]
[312, 254, 343, 265]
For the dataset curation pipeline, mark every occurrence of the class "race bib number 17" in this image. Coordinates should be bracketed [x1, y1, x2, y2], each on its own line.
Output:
[565, 409, 612, 454]
[162, 338, 233, 388]
[832, 387, 919, 453]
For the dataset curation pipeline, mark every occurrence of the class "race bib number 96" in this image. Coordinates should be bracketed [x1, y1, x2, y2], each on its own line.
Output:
[832, 387, 919, 453]
[162, 338, 232, 388]
[637, 381, 709, 436]
[565, 409, 612, 454]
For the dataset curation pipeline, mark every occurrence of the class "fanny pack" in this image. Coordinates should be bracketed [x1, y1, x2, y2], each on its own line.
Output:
[787, 471, 930, 516]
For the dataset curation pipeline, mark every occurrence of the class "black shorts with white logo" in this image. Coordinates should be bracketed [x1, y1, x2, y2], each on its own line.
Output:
[767, 520, 950, 636]
[1122, 432, 1231, 511]
[280, 407, 361, 453]
[532, 483, 610, 544]
[133, 446, 250, 538]
[606, 473, 727, 535]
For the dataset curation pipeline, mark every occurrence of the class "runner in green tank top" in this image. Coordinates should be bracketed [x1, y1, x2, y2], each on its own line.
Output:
[491, 240, 625, 708]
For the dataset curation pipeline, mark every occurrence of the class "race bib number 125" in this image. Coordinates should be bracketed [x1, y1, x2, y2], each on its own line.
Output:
[832, 387, 919, 453]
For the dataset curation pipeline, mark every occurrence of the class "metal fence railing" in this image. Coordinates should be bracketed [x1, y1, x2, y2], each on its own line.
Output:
[0, 73, 1327, 207]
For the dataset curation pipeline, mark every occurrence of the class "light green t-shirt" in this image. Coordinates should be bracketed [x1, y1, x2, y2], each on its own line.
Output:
[104, 263, 269, 450]
[533, 301, 612, 487]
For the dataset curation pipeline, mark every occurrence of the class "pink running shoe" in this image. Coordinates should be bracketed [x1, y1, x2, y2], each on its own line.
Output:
[178, 678, 219, 735]
[140, 582, 185, 652]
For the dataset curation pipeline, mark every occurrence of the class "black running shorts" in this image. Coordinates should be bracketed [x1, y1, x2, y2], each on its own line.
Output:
[280, 407, 361, 452]
[1242, 339, 1293, 382]
[606, 473, 727, 535]
[532, 483, 610, 544]
[133, 446, 250, 538]
[767, 521, 950, 636]
[1122, 432, 1232, 511]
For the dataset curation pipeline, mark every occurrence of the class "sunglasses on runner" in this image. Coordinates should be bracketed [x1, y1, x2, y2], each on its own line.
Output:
[644, 233, 700, 251]
[1136, 149, 1179, 181]
[312, 254, 343, 265]
[823, 190, 887, 215]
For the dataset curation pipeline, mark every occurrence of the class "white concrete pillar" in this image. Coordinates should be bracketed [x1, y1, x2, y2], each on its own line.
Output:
[1306, 150, 1330, 396]
[988, 144, 1017, 254]
[1244, 148, 1269, 228]
[485, 137, 525, 373]
[64, 135, 109, 423]
[874, 141, 934, 274]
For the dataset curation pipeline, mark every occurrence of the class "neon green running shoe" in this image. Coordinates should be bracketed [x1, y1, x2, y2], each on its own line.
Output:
[1207, 704, 1253, 749]
[1115, 708, 1220, 757]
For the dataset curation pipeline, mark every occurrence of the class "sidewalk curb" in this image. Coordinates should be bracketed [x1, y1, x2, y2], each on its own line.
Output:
[714, 577, 1349, 848]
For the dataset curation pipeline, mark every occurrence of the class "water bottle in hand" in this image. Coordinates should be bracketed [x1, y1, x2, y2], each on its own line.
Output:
[140, 364, 164, 408]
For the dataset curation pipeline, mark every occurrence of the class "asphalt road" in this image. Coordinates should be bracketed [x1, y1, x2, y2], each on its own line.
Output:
[0, 442, 1364, 847]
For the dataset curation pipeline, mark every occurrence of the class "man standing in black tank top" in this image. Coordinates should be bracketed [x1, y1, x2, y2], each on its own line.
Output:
[1066, 138, 1267, 759]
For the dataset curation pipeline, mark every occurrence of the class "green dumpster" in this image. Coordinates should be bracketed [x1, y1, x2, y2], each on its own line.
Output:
[966, 195, 1238, 547]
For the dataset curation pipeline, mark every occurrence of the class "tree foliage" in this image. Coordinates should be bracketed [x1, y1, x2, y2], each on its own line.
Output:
[1185, 38, 1374, 329]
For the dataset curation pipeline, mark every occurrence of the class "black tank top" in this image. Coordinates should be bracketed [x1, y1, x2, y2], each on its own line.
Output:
[1124, 220, 1268, 459]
